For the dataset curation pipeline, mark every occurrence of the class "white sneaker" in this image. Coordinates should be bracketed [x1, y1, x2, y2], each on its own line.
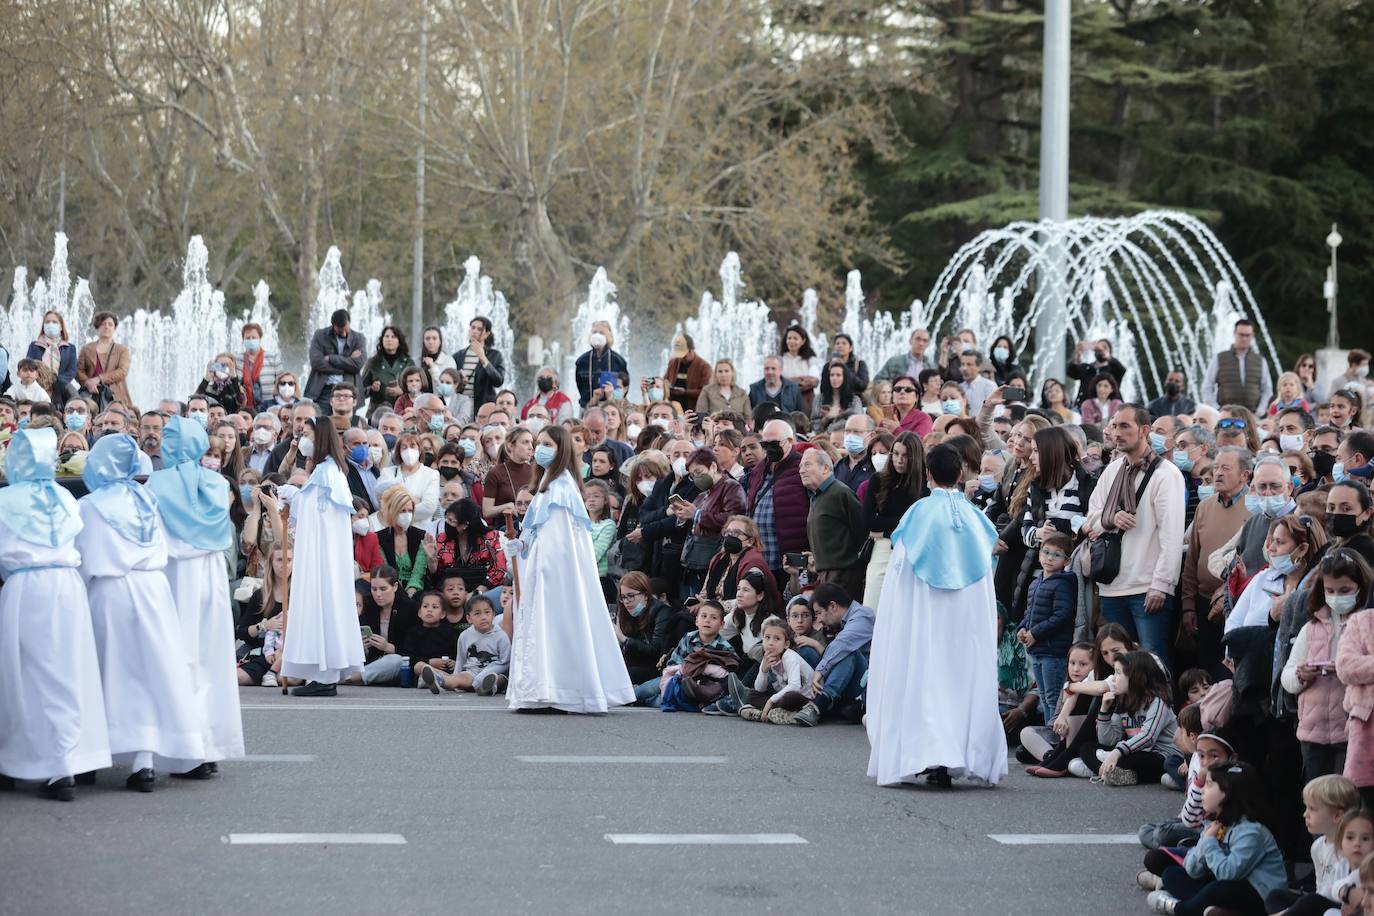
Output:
[1146, 890, 1177, 914]
[1068, 758, 1094, 778]
[1160, 772, 1180, 790]
[1095, 748, 1110, 762]
[261, 672, 278, 688]
[1136, 870, 1163, 891]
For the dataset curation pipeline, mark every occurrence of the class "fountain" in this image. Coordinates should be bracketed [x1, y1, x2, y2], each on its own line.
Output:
[676, 253, 777, 388]
[922, 210, 1281, 399]
[301, 246, 391, 385]
[1, 234, 91, 351]
[442, 256, 515, 376]
[837, 270, 932, 377]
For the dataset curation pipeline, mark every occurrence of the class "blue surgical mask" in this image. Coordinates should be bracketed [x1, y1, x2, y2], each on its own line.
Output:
[17, 416, 28, 429]
[1172, 450, 1194, 473]
[349, 444, 369, 465]
[428, 414, 446, 433]
[65, 413, 86, 431]
[43, 322, 61, 339]
[459, 438, 477, 458]
[243, 338, 261, 353]
[1197, 485, 1216, 501]
[437, 382, 454, 397]
[239, 484, 255, 503]
[627, 600, 647, 618]
[843, 434, 865, 456]
[1245, 492, 1260, 514]
[1333, 461, 1347, 483]
[1267, 551, 1298, 575]
[941, 399, 961, 415]
[1148, 432, 1168, 454]
[1260, 495, 1290, 517]
[188, 410, 208, 429]
[382, 433, 398, 450]
[534, 444, 556, 468]
[978, 474, 997, 494]
[992, 346, 1010, 362]
[613, 387, 626, 400]
[648, 387, 664, 402]
[1291, 473, 1302, 489]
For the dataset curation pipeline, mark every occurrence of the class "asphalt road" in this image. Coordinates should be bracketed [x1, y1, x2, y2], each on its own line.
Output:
[1, 687, 1174, 915]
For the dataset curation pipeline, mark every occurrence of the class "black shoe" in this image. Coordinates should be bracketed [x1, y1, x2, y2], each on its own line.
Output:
[208, 762, 219, 775]
[126, 768, 155, 793]
[38, 777, 76, 802]
[74, 771, 97, 786]
[1014, 745, 1037, 765]
[171, 762, 215, 780]
[922, 766, 953, 789]
[0, 773, 14, 791]
[836, 702, 865, 724]
[291, 681, 338, 697]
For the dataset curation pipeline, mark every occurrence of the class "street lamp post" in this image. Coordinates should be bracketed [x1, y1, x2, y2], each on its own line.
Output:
[1035, 0, 1071, 386]
[1325, 223, 1342, 349]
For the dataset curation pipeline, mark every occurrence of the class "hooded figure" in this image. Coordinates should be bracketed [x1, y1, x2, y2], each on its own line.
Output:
[147, 417, 243, 772]
[78, 434, 205, 789]
[0, 428, 111, 799]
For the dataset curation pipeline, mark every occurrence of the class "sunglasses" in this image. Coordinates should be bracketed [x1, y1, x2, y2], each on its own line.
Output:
[1217, 418, 1247, 430]
[892, 386, 917, 394]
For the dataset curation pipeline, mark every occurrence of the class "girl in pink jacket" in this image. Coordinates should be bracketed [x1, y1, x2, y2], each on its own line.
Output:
[1334, 549, 1374, 808]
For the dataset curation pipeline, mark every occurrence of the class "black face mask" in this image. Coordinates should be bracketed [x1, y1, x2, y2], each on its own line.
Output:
[1164, 382, 1180, 398]
[537, 376, 554, 393]
[422, 452, 436, 466]
[1310, 451, 1337, 480]
[437, 466, 460, 481]
[763, 441, 785, 464]
[722, 535, 743, 555]
[1329, 512, 1361, 538]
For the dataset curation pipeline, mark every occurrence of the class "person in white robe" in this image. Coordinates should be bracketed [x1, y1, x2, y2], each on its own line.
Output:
[147, 416, 244, 776]
[77, 433, 205, 791]
[0, 427, 111, 801]
[502, 425, 634, 714]
[282, 417, 365, 695]
[866, 441, 1007, 788]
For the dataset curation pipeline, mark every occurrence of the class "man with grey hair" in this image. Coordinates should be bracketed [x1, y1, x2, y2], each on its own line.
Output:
[835, 413, 877, 491]
[341, 425, 382, 512]
[413, 392, 448, 437]
[582, 405, 632, 463]
[270, 399, 318, 472]
[1208, 452, 1289, 583]
[1181, 445, 1253, 673]
[245, 411, 282, 474]
[746, 418, 809, 580]
[799, 447, 866, 599]
[1173, 424, 1217, 526]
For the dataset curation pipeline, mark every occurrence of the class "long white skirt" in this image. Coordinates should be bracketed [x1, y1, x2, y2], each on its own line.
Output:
[88, 571, 206, 769]
[164, 536, 244, 763]
[0, 566, 112, 780]
[866, 541, 1007, 786]
[281, 486, 365, 684]
[508, 508, 635, 714]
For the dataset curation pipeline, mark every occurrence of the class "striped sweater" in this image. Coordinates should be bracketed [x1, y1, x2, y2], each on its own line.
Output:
[1096, 696, 1178, 756]
[1179, 754, 1207, 828]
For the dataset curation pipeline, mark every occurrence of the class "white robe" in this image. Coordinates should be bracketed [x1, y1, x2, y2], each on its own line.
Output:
[0, 536, 112, 780]
[76, 502, 205, 769]
[508, 486, 635, 714]
[164, 532, 244, 762]
[866, 539, 1007, 786]
[281, 474, 365, 684]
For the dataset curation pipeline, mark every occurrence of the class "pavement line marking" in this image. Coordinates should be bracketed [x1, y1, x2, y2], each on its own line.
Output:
[605, 834, 807, 845]
[226, 833, 406, 845]
[240, 704, 508, 711]
[517, 755, 727, 764]
[988, 834, 1139, 845]
[235, 754, 318, 763]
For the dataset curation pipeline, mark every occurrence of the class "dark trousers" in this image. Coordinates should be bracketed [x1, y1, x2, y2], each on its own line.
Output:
[1279, 893, 1340, 916]
[1075, 744, 1166, 782]
[1160, 870, 1266, 916]
[1299, 740, 1347, 781]
[1041, 694, 1099, 772]
[745, 688, 807, 711]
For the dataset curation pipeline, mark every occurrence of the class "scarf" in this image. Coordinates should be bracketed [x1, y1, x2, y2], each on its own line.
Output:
[241, 348, 265, 409]
[1100, 452, 1159, 532]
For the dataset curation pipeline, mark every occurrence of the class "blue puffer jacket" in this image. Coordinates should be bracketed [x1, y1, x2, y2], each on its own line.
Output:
[1020, 569, 1077, 659]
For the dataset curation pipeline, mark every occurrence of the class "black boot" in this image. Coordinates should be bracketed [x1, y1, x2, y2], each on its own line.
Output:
[74, 771, 97, 786]
[126, 769, 156, 793]
[38, 776, 76, 801]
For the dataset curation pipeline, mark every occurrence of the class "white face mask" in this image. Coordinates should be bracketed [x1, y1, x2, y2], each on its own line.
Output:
[637, 479, 656, 497]
[396, 511, 413, 529]
[401, 448, 420, 467]
[298, 437, 315, 458]
[627, 423, 643, 441]
[589, 331, 607, 348]
[351, 519, 371, 536]
[672, 457, 688, 477]
[252, 428, 274, 446]
[525, 418, 545, 435]
[871, 453, 889, 472]
[279, 383, 295, 397]
[486, 442, 501, 459]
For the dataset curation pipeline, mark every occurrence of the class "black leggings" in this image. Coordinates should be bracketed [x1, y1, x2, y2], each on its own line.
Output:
[1041, 694, 1099, 772]
[1281, 893, 1340, 916]
[1161, 870, 1266, 916]
[745, 689, 807, 711]
[1075, 743, 1166, 782]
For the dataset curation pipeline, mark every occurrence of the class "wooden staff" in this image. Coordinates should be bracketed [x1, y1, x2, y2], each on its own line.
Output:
[277, 500, 292, 695]
[502, 509, 521, 641]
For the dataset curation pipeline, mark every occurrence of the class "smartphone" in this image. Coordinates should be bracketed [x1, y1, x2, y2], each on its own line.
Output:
[684, 597, 701, 608]
[597, 371, 618, 388]
[1002, 387, 1026, 403]
[785, 552, 807, 569]
[668, 493, 691, 507]
[359, 626, 373, 640]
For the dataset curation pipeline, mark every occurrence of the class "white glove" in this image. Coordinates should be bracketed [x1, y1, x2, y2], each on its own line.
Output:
[502, 537, 526, 558]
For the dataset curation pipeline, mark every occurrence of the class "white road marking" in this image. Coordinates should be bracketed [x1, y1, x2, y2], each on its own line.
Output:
[605, 834, 807, 845]
[988, 834, 1139, 845]
[516, 755, 727, 764]
[235, 754, 317, 763]
[240, 704, 508, 711]
[225, 833, 406, 845]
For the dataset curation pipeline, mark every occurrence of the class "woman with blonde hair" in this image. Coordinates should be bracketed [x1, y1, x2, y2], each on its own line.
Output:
[696, 359, 750, 416]
[195, 352, 245, 415]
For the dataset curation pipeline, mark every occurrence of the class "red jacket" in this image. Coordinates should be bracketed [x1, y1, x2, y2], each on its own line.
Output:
[745, 445, 812, 556]
[692, 476, 746, 538]
[354, 531, 382, 576]
[522, 390, 573, 420]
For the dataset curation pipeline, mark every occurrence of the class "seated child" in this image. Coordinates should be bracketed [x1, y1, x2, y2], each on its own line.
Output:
[404, 591, 460, 687]
[737, 615, 815, 725]
[1022, 641, 1096, 771]
[11, 359, 50, 404]
[1071, 649, 1177, 786]
[1178, 668, 1212, 708]
[785, 596, 826, 669]
[419, 594, 510, 695]
[1136, 710, 1231, 859]
[635, 600, 734, 708]
[437, 569, 470, 632]
[1263, 773, 1360, 913]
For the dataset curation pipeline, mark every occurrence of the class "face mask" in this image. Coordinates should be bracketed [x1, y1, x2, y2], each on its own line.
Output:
[1246, 493, 1288, 517]
[239, 484, 255, 503]
[763, 441, 785, 464]
[188, 411, 208, 429]
[1197, 484, 1216, 501]
[44, 322, 61, 339]
[1311, 451, 1336, 479]
[672, 457, 689, 478]
[65, 413, 86, 431]
[1329, 513, 1360, 538]
[627, 600, 647, 618]
[201, 457, 222, 471]
[18, 416, 29, 429]
[1172, 450, 1194, 473]
[252, 427, 274, 446]
[1279, 434, 1304, 453]
[298, 436, 315, 458]
[526, 418, 546, 435]
[349, 444, 369, 464]
[400, 448, 420, 466]
[992, 346, 1010, 362]
[396, 511, 413, 529]
[527, 376, 552, 396]
[243, 338, 261, 353]
[978, 474, 998, 494]
[959, 342, 973, 354]
[648, 387, 664, 402]
[637, 479, 656, 497]
[534, 444, 556, 468]
[1267, 550, 1298, 576]
[279, 383, 296, 397]
[1326, 592, 1360, 614]
[438, 466, 460, 481]
[843, 433, 865, 456]
[456, 438, 476, 458]
[368, 445, 383, 464]
[486, 442, 501, 459]
[589, 332, 607, 348]
[1164, 382, 1180, 398]
[382, 433, 398, 450]
[1359, 365, 1371, 379]
[1148, 432, 1168, 454]
[352, 519, 371, 536]
[692, 472, 713, 492]
[434, 382, 453, 398]
[214, 365, 231, 378]
[871, 453, 889, 473]
[941, 399, 961, 415]
[722, 535, 743, 555]
[1333, 461, 1347, 483]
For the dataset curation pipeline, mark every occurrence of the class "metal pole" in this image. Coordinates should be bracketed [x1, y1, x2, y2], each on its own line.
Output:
[410, 1, 428, 347]
[1036, 0, 1070, 384]
[1325, 223, 1341, 350]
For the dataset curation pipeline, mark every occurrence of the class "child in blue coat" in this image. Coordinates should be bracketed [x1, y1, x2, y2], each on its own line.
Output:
[1017, 532, 1077, 722]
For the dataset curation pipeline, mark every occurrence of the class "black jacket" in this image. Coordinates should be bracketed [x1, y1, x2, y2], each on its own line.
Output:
[305, 327, 366, 401]
[362, 594, 419, 664]
[621, 599, 679, 672]
[451, 346, 506, 409]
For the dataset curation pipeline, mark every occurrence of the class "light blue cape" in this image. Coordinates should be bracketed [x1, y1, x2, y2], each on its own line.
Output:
[146, 417, 232, 551]
[0, 427, 83, 547]
[301, 455, 355, 512]
[891, 487, 997, 589]
[518, 470, 592, 555]
[81, 434, 160, 546]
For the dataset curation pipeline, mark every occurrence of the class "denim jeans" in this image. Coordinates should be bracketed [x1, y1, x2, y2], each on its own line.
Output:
[1099, 593, 1172, 668]
[363, 653, 406, 685]
[1028, 654, 1069, 722]
[634, 679, 661, 707]
[816, 651, 867, 713]
[795, 646, 822, 669]
[1137, 818, 1200, 850]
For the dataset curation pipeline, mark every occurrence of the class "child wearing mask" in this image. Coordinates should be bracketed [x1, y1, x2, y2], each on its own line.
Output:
[351, 496, 381, 578]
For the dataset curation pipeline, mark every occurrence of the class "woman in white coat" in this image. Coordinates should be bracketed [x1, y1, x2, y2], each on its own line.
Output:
[78, 433, 205, 791]
[282, 417, 365, 696]
[379, 432, 441, 526]
[147, 416, 244, 777]
[0, 427, 111, 801]
[502, 425, 635, 714]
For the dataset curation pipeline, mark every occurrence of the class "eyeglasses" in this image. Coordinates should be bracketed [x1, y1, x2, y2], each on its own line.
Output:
[619, 590, 644, 604]
[1040, 549, 1068, 561]
[892, 386, 916, 394]
[1217, 418, 1247, 430]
